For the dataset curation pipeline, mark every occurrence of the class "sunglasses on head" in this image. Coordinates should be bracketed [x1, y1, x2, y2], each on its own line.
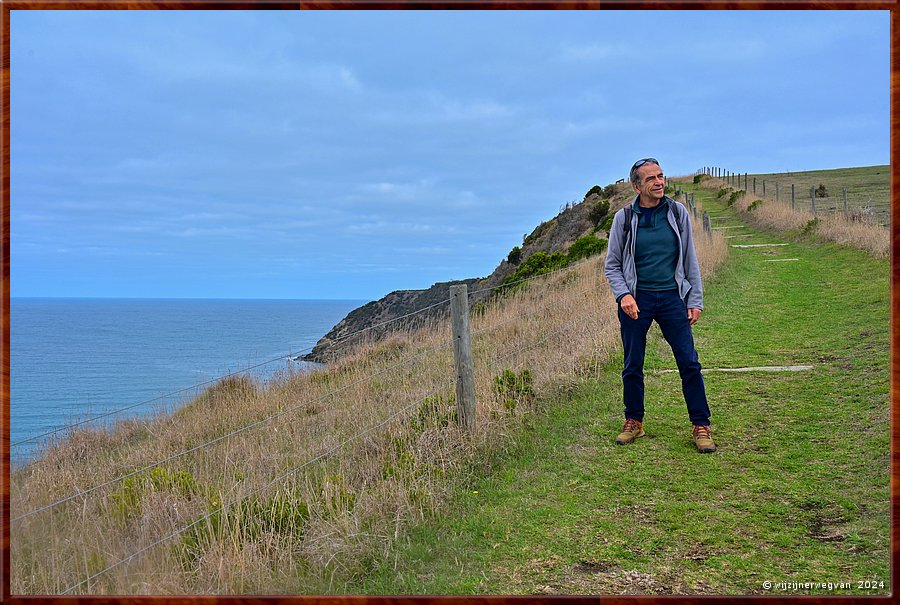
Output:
[631, 158, 658, 171]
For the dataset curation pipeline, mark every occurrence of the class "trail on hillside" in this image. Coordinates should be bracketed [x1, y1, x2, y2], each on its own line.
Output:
[352, 182, 891, 596]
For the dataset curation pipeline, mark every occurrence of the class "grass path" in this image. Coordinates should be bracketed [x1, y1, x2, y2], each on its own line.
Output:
[348, 184, 890, 596]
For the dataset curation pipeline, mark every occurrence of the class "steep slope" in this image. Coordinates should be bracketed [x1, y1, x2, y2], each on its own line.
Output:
[303, 181, 635, 363]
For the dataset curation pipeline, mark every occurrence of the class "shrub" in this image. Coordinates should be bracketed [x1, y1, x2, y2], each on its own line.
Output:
[748, 199, 764, 212]
[816, 184, 829, 198]
[716, 187, 730, 199]
[499, 234, 606, 298]
[599, 212, 616, 233]
[507, 245, 522, 265]
[179, 491, 310, 567]
[410, 391, 457, 432]
[505, 251, 563, 281]
[493, 368, 535, 414]
[727, 190, 744, 207]
[602, 183, 618, 198]
[588, 199, 610, 225]
[693, 174, 709, 184]
[584, 185, 603, 199]
[800, 218, 820, 237]
[113, 467, 203, 521]
[567, 234, 608, 261]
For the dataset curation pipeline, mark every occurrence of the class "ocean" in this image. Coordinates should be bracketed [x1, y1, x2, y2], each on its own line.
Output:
[9, 298, 363, 465]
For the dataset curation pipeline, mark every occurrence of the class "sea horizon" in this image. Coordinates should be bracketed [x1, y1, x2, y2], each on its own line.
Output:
[9, 297, 366, 465]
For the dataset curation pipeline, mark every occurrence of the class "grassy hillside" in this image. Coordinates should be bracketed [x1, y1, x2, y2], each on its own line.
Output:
[9, 202, 728, 594]
[714, 165, 889, 226]
[348, 181, 891, 596]
[9, 167, 888, 595]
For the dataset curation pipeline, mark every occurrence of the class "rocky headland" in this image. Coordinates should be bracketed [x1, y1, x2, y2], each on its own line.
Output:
[302, 182, 632, 363]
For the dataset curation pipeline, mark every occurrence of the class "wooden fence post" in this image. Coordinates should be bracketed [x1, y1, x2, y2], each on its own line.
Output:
[753, 178, 756, 194]
[843, 188, 849, 217]
[791, 183, 795, 210]
[762, 180, 766, 197]
[776, 181, 780, 203]
[450, 284, 476, 433]
[703, 211, 711, 234]
[810, 187, 816, 216]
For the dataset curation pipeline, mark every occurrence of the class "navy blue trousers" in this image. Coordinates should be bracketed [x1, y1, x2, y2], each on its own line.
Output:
[618, 289, 711, 425]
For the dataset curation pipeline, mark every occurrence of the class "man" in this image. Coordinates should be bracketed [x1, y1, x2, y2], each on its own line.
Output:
[603, 158, 716, 453]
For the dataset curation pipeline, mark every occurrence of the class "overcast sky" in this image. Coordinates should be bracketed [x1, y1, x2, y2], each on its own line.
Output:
[11, 10, 889, 300]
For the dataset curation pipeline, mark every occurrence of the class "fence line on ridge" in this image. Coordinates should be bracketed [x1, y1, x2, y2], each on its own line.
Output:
[696, 165, 889, 225]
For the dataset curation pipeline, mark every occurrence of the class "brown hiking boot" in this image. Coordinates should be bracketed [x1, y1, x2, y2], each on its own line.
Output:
[615, 418, 645, 445]
[693, 425, 717, 453]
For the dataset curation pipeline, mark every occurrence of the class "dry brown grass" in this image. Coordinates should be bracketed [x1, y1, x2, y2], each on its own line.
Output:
[10, 207, 729, 595]
[697, 177, 889, 259]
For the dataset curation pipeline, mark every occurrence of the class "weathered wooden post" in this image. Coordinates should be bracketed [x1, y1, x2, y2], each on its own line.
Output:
[776, 182, 780, 203]
[450, 284, 476, 433]
[702, 211, 711, 234]
[843, 188, 849, 217]
[753, 178, 756, 195]
[810, 187, 817, 215]
[762, 180, 766, 197]
[791, 183, 795, 210]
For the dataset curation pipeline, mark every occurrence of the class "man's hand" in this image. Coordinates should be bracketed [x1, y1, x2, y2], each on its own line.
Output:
[688, 308, 702, 326]
[620, 294, 640, 320]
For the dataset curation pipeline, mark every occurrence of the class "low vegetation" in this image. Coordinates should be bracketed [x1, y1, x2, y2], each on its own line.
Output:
[348, 180, 889, 596]
[16, 164, 881, 595]
[696, 173, 889, 259]
[497, 234, 608, 296]
[9, 200, 726, 594]
[712, 165, 889, 225]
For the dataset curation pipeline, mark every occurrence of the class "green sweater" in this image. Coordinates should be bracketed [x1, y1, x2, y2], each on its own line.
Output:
[633, 199, 678, 291]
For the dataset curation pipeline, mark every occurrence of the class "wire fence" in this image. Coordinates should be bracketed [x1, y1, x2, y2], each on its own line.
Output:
[10, 251, 616, 595]
[10, 294, 458, 461]
[60, 379, 455, 595]
[698, 165, 890, 226]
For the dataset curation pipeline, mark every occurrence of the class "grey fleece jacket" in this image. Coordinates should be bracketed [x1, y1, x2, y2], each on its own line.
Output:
[603, 195, 704, 310]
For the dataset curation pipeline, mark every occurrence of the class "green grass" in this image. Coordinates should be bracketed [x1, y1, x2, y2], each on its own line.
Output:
[341, 183, 890, 596]
[719, 165, 889, 225]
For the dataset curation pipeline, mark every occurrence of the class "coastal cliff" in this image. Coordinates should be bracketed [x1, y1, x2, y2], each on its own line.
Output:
[303, 182, 632, 363]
